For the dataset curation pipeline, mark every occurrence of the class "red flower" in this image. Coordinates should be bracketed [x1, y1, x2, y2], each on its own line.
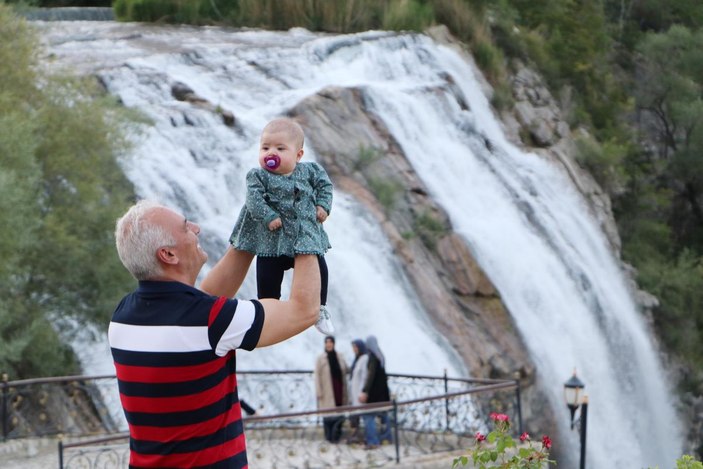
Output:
[542, 435, 552, 450]
[489, 412, 509, 422]
[520, 432, 530, 442]
[475, 432, 486, 442]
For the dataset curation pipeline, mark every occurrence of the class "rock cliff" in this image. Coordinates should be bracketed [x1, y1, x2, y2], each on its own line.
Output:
[282, 26, 650, 448]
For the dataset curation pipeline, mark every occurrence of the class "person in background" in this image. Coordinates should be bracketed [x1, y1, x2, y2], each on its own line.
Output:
[347, 338, 368, 444]
[359, 335, 392, 449]
[229, 117, 335, 335]
[314, 335, 349, 443]
[109, 200, 320, 468]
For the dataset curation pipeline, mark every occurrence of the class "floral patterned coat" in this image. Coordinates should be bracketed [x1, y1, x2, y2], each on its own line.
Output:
[229, 161, 332, 257]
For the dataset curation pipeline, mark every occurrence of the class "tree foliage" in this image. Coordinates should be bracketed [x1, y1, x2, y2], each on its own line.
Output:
[633, 26, 703, 249]
[0, 4, 135, 379]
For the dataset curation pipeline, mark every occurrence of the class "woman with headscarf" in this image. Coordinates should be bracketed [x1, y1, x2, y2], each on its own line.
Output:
[358, 335, 392, 449]
[314, 335, 349, 443]
[347, 338, 368, 443]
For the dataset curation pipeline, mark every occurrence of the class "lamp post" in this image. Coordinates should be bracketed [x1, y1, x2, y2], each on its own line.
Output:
[564, 370, 587, 469]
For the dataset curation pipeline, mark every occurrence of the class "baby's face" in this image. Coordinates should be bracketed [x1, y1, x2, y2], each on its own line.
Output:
[258, 129, 303, 175]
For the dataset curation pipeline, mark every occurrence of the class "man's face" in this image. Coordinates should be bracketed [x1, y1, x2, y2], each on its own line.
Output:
[157, 207, 208, 274]
[258, 129, 303, 176]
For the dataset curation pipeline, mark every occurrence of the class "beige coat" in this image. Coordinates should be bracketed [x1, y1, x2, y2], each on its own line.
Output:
[314, 351, 349, 409]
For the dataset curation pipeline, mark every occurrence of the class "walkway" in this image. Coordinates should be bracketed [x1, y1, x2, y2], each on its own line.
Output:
[1, 436, 466, 468]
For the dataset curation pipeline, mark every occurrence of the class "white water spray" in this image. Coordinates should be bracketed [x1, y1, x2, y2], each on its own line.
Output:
[38, 21, 683, 467]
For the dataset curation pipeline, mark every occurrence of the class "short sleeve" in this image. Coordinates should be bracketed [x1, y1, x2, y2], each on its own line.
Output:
[209, 299, 265, 356]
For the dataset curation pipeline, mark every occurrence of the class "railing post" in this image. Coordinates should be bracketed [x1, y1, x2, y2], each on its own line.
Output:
[2, 373, 8, 442]
[392, 399, 400, 464]
[580, 399, 588, 469]
[514, 376, 523, 436]
[443, 368, 449, 431]
[58, 436, 64, 469]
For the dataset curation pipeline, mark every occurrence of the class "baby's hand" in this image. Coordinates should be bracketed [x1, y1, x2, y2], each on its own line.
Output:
[316, 206, 328, 223]
[268, 218, 282, 231]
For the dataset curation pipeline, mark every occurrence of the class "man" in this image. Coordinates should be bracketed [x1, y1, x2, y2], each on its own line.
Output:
[109, 200, 319, 468]
[313, 335, 348, 443]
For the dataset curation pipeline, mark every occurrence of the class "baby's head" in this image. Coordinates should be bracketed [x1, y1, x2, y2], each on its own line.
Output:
[259, 118, 305, 175]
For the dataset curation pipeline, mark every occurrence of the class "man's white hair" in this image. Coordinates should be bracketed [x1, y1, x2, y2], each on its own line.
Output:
[115, 200, 176, 280]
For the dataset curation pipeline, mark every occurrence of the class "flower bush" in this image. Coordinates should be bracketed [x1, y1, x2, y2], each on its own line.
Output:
[453, 412, 554, 469]
[675, 455, 703, 469]
[648, 455, 703, 469]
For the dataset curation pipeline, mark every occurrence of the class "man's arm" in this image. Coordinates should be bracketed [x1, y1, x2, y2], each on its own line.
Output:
[200, 247, 254, 297]
[257, 254, 320, 347]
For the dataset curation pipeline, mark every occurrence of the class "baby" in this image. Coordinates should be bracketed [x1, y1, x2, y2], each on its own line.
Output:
[229, 117, 334, 334]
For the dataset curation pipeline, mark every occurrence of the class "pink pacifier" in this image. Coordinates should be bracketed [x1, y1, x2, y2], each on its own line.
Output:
[264, 155, 280, 171]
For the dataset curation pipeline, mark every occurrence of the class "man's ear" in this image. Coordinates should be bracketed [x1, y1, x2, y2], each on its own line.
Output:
[157, 247, 178, 265]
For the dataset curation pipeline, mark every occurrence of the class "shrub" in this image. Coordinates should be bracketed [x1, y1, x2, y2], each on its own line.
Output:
[453, 412, 554, 469]
[382, 0, 434, 32]
[368, 176, 403, 211]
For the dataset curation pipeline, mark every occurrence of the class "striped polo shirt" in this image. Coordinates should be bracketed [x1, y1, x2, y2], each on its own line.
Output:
[108, 281, 264, 468]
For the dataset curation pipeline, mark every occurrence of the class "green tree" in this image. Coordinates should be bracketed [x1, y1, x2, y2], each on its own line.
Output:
[0, 5, 135, 379]
[635, 25, 703, 252]
[637, 251, 703, 374]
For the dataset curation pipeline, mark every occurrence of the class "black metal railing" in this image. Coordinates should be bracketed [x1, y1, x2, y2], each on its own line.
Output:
[1, 371, 521, 468]
[1, 373, 120, 442]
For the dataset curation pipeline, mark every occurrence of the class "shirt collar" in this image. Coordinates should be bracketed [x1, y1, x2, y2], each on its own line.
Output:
[136, 280, 200, 295]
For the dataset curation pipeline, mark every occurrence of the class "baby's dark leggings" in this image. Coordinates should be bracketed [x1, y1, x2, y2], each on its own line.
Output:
[256, 255, 328, 305]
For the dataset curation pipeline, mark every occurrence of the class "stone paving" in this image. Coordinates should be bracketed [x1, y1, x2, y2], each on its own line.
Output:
[0, 436, 465, 468]
[1, 437, 59, 469]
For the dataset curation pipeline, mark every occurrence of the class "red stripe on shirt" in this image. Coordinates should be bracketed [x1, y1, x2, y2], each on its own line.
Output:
[129, 432, 247, 468]
[114, 356, 228, 384]
[128, 400, 242, 441]
[208, 296, 227, 327]
[119, 374, 236, 413]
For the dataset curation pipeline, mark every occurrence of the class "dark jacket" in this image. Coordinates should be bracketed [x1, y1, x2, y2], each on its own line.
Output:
[362, 353, 390, 403]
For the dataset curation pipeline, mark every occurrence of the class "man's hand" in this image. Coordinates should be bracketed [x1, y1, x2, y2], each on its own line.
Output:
[316, 206, 328, 223]
[268, 218, 282, 231]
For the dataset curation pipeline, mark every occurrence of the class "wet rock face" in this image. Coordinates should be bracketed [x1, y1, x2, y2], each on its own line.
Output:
[171, 81, 237, 128]
[284, 29, 630, 437]
[288, 86, 541, 420]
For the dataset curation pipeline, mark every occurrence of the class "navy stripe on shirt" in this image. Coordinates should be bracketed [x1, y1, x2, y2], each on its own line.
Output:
[126, 391, 239, 429]
[130, 417, 244, 455]
[240, 299, 265, 351]
[111, 348, 217, 368]
[117, 359, 236, 398]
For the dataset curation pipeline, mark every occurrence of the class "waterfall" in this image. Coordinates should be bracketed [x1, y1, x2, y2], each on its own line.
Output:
[37, 20, 683, 467]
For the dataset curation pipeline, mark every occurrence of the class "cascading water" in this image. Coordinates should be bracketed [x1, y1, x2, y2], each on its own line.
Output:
[37, 20, 683, 467]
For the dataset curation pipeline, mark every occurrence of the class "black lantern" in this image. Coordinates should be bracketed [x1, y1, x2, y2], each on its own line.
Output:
[564, 369, 588, 469]
[563, 370, 585, 429]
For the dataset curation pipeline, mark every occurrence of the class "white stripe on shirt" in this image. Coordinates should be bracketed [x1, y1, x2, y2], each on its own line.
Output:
[108, 300, 258, 355]
[215, 300, 256, 356]
[108, 323, 210, 353]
